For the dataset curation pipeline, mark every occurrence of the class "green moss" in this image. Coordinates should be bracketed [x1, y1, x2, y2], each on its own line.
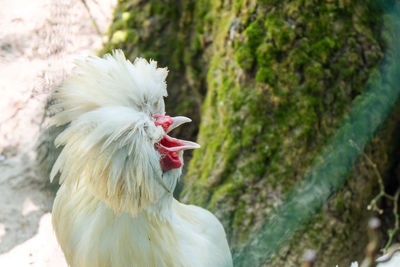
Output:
[235, 46, 254, 70]
[304, 61, 324, 86]
[256, 43, 276, 66]
[234, 19, 264, 70]
[264, 15, 295, 51]
[183, 0, 384, 260]
[209, 179, 238, 208]
[245, 19, 264, 49]
[311, 37, 337, 63]
[256, 67, 275, 84]
[234, 0, 245, 14]
[103, 0, 387, 265]
[232, 200, 247, 235]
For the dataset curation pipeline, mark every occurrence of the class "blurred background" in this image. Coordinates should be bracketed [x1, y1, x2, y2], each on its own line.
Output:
[1, 0, 400, 266]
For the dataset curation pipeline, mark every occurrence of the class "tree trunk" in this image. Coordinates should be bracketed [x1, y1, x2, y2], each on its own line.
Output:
[38, 0, 400, 266]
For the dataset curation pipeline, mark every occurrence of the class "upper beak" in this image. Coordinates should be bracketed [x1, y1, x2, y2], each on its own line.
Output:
[166, 116, 192, 133]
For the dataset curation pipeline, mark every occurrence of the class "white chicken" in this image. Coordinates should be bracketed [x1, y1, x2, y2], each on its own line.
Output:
[344, 251, 400, 267]
[50, 50, 233, 267]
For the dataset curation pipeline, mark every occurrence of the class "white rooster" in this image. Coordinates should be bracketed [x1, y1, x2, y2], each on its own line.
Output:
[50, 50, 233, 267]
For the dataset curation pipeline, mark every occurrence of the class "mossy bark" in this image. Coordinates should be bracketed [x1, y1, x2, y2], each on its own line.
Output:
[37, 0, 400, 265]
[181, 1, 392, 266]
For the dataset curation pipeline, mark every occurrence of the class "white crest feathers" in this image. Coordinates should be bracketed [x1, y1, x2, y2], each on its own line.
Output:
[51, 50, 170, 216]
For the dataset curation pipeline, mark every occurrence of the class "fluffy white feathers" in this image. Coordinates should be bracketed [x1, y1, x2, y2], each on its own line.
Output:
[51, 50, 170, 216]
[52, 50, 168, 124]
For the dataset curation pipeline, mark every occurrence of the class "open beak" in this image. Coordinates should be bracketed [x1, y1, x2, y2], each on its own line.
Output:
[154, 115, 200, 173]
[163, 116, 200, 151]
[155, 115, 200, 152]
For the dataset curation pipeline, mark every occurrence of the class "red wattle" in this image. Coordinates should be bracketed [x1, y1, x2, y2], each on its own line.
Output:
[160, 152, 182, 171]
[154, 136, 183, 172]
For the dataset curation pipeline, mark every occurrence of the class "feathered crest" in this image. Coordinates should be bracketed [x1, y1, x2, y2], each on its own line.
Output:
[52, 50, 168, 125]
[51, 50, 171, 216]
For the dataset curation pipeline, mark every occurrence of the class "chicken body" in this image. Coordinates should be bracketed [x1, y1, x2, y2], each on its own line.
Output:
[50, 51, 232, 267]
[53, 181, 232, 267]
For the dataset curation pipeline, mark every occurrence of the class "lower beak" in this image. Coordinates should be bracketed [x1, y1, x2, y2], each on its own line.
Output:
[158, 135, 200, 152]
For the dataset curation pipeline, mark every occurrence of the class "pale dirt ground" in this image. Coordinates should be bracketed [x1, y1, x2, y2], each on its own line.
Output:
[0, 0, 116, 266]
